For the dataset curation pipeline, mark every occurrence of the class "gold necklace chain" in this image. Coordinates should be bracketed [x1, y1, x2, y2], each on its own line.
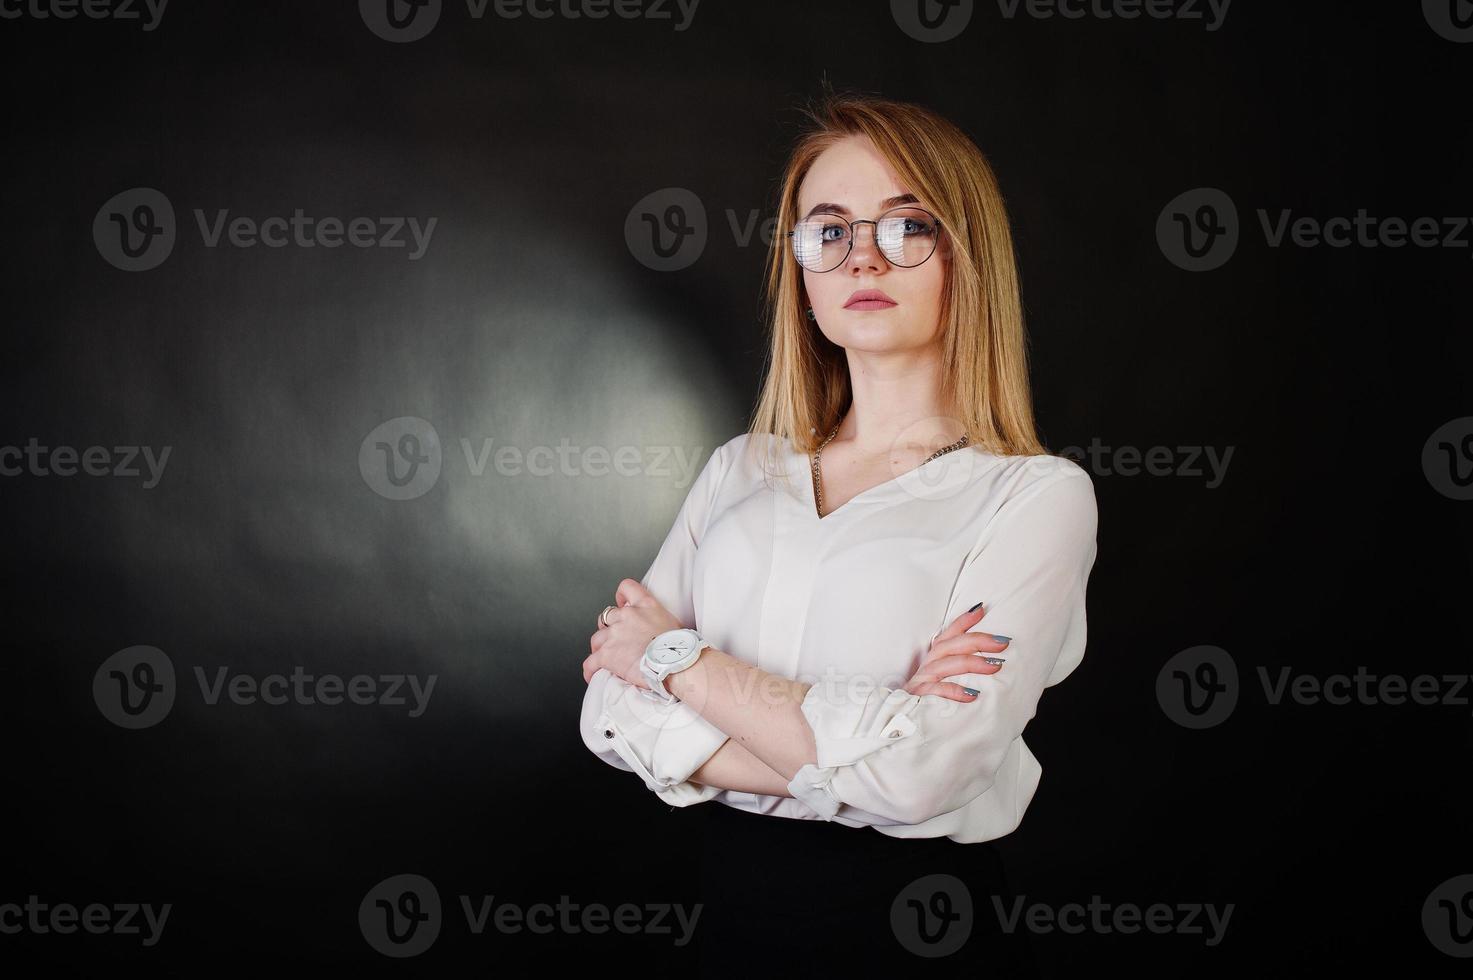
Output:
[811, 417, 970, 517]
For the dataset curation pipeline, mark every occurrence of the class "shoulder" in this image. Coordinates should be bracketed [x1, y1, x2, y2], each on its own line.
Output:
[979, 451, 1097, 531]
[716, 431, 757, 456]
[689, 432, 764, 494]
[712, 431, 790, 474]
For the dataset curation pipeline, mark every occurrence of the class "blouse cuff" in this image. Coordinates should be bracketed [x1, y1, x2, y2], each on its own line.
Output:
[585, 669, 731, 805]
[786, 764, 841, 819]
[786, 681, 923, 820]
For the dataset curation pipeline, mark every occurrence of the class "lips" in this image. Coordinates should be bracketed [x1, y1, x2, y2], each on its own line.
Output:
[843, 288, 897, 310]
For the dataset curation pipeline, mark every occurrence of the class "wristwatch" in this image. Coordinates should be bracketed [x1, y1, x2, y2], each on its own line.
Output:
[639, 628, 711, 704]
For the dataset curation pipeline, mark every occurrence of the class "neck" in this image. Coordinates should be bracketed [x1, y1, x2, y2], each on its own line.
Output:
[833, 345, 960, 457]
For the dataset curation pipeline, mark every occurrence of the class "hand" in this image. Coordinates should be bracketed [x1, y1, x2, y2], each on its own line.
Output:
[902, 603, 1011, 701]
[581, 578, 683, 691]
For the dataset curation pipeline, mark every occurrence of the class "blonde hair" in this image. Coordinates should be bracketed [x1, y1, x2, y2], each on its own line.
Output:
[744, 89, 1046, 480]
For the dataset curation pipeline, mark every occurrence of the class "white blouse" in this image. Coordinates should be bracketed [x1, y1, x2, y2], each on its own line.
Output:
[579, 430, 1098, 843]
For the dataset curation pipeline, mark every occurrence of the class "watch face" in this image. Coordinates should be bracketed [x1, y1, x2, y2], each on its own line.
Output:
[648, 629, 697, 665]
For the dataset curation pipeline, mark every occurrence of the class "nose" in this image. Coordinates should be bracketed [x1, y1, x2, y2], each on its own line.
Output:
[845, 221, 888, 274]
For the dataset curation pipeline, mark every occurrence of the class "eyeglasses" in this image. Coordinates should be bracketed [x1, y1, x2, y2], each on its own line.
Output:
[787, 206, 943, 273]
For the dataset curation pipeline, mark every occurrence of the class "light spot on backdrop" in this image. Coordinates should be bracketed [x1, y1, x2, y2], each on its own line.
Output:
[87, 186, 740, 722]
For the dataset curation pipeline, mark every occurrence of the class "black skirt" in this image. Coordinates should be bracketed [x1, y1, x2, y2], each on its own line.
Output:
[679, 799, 1042, 976]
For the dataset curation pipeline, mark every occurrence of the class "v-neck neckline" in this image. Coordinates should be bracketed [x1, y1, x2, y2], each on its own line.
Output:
[797, 441, 981, 523]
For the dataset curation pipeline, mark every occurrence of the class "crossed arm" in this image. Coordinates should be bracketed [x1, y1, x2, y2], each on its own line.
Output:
[584, 588, 1005, 798]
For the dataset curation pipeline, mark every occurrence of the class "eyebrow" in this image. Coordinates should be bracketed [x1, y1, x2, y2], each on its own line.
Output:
[801, 193, 919, 219]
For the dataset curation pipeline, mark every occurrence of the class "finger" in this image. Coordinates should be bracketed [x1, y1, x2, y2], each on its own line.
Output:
[924, 629, 1011, 664]
[911, 653, 1004, 686]
[590, 630, 608, 653]
[931, 601, 987, 647]
[615, 578, 655, 608]
[906, 680, 981, 702]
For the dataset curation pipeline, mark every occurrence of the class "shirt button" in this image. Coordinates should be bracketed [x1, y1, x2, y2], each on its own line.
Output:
[603, 729, 614, 739]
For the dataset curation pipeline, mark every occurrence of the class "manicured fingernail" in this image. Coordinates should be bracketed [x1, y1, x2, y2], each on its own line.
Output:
[991, 634, 1011, 643]
[962, 687, 979, 696]
[968, 601, 985, 613]
[981, 656, 1006, 665]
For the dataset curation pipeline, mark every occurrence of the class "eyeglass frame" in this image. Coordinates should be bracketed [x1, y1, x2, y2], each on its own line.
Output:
[784, 205, 945, 273]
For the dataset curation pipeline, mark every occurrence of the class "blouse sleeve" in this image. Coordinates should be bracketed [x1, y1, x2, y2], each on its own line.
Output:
[578, 435, 738, 807]
[786, 460, 1099, 827]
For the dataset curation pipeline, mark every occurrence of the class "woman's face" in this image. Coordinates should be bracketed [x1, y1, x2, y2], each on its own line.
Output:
[797, 135, 949, 354]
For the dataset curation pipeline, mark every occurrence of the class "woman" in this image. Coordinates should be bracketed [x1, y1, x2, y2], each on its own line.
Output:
[579, 91, 1096, 974]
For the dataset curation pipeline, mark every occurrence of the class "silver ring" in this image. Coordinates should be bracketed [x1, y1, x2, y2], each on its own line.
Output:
[598, 604, 618, 628]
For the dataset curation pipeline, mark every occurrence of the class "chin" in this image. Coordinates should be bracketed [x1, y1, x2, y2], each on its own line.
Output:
[830, 327, 925, 353]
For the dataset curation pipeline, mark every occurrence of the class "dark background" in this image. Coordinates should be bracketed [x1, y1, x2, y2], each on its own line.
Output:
[2, 0, 1469, 973]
